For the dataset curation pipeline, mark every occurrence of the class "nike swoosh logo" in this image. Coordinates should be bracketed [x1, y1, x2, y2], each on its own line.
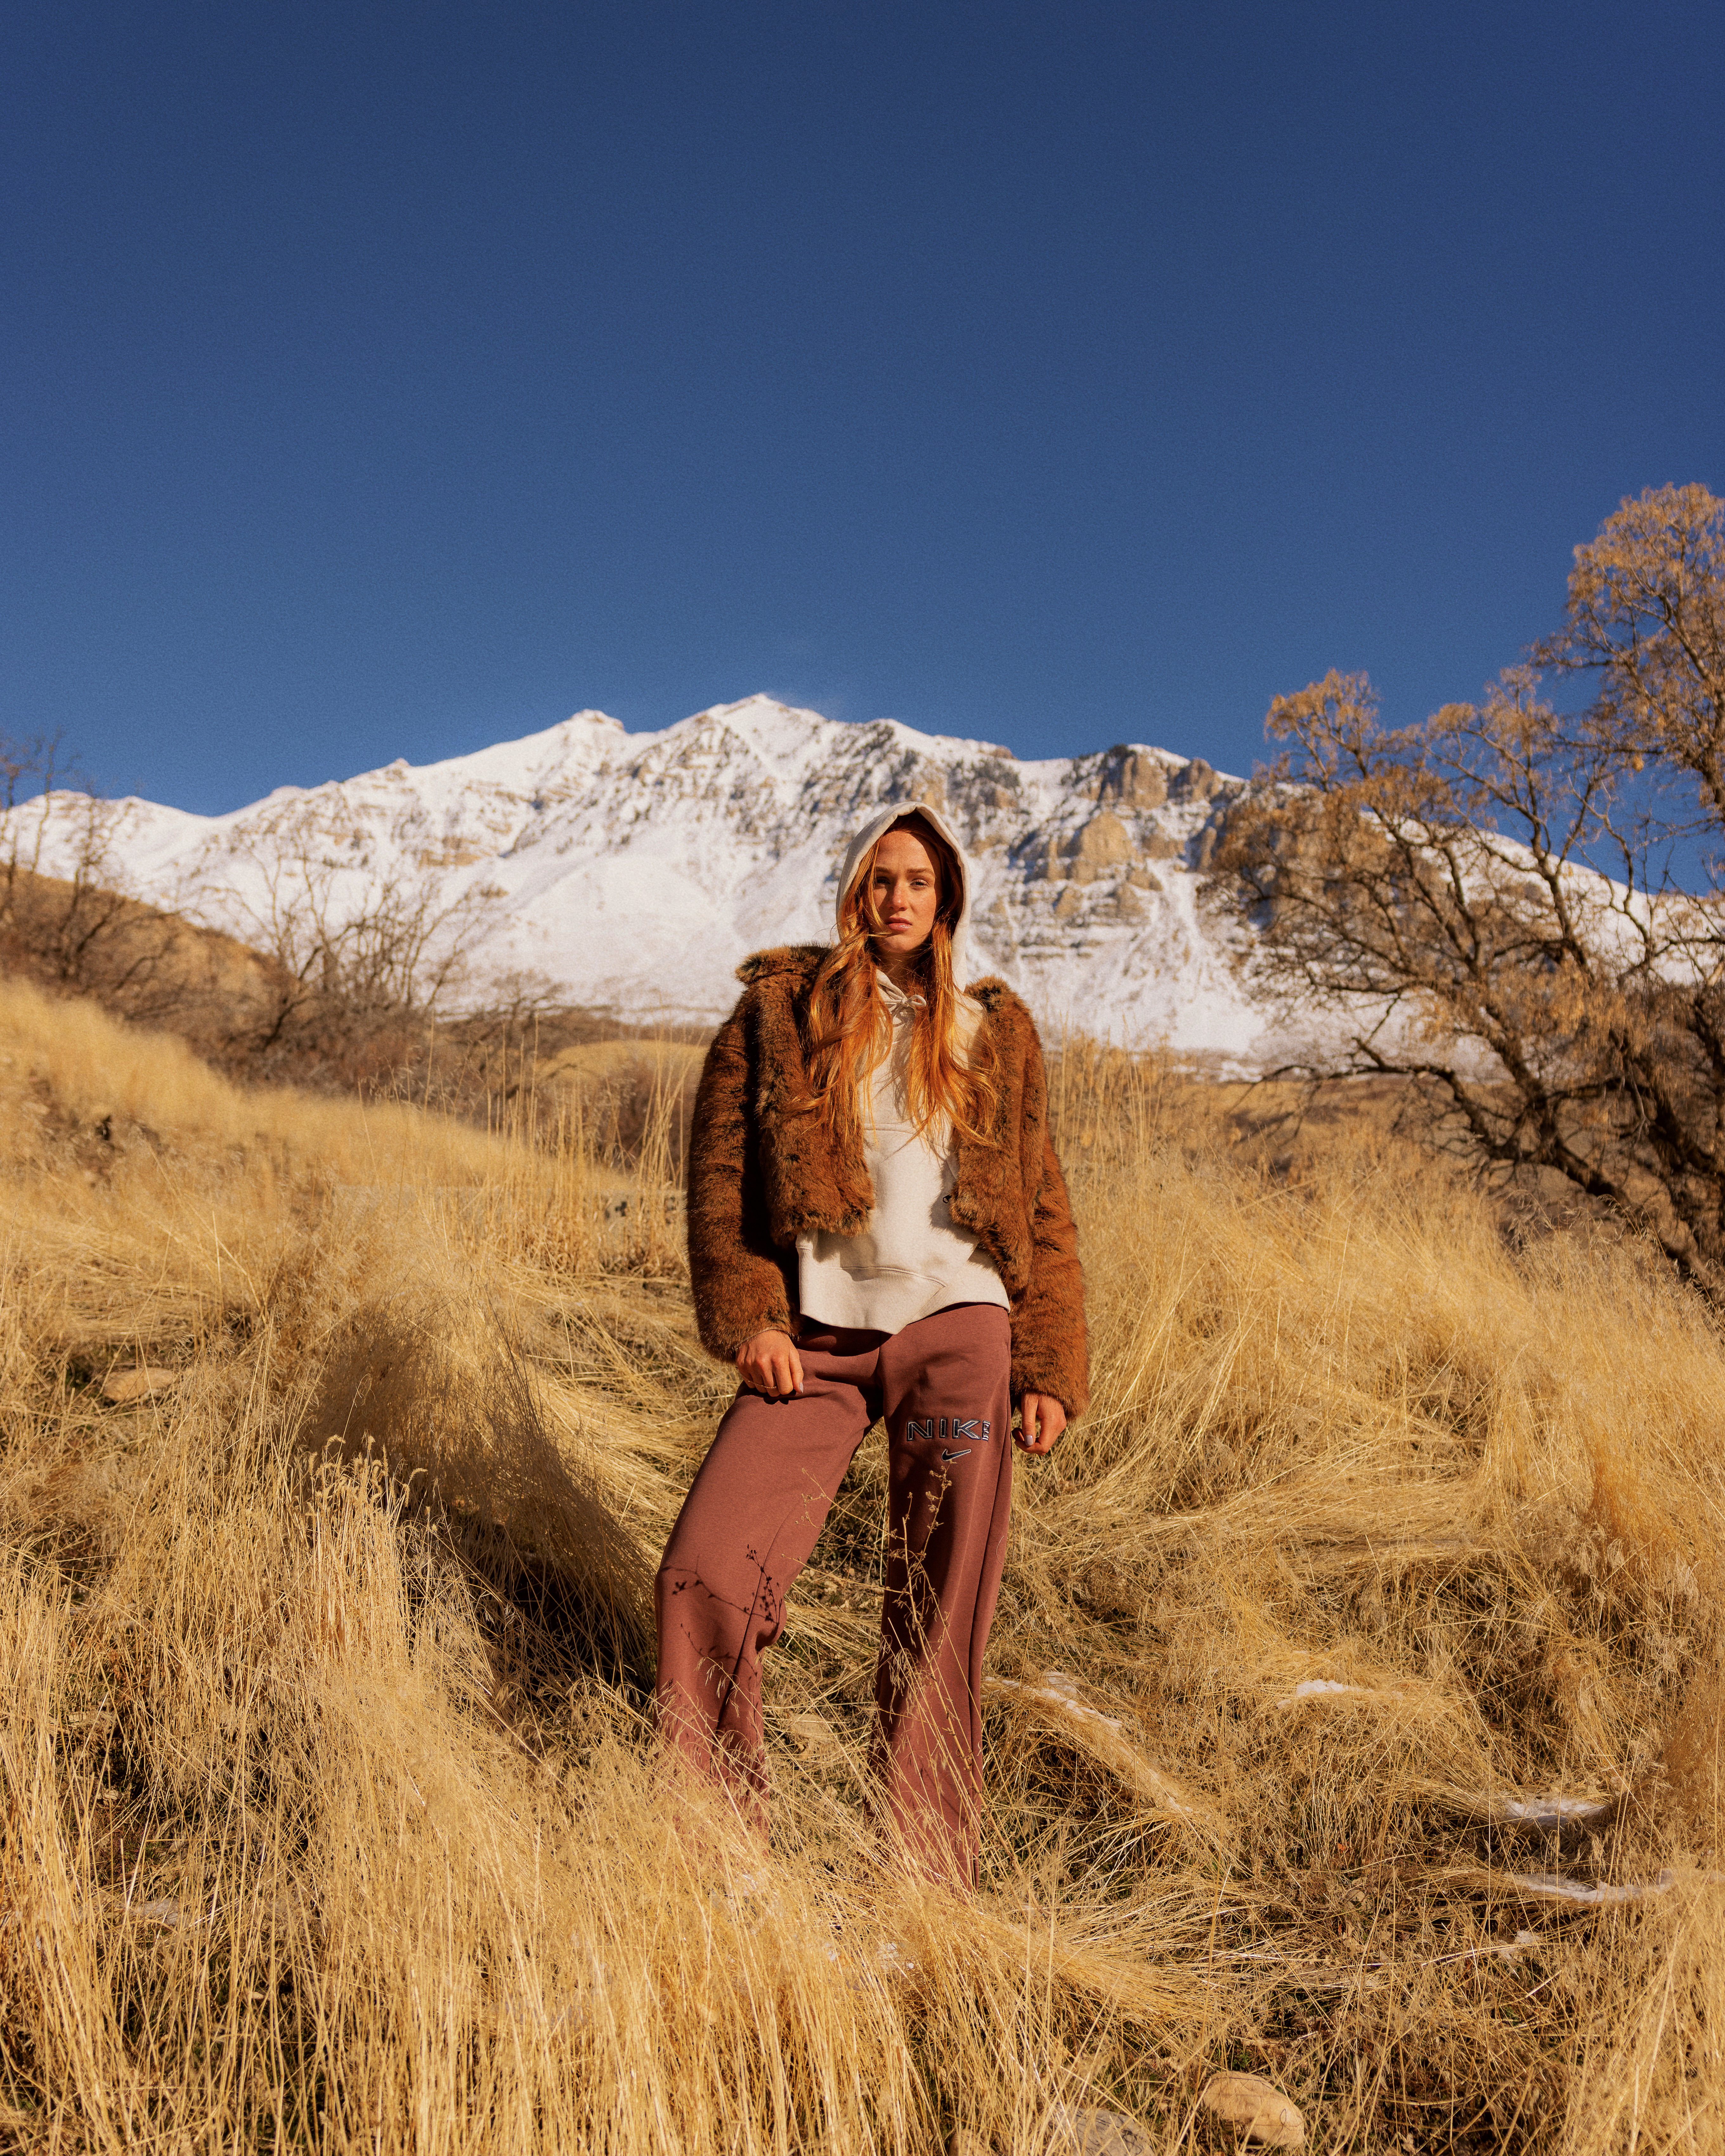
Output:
[941, 1448, 970, 1462]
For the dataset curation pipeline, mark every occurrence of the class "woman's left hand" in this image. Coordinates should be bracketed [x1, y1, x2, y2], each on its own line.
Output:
[1015, 1393, 1067, 1455]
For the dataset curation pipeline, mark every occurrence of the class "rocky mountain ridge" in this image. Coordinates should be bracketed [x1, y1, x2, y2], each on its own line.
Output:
[4, 696, 1268, 1055]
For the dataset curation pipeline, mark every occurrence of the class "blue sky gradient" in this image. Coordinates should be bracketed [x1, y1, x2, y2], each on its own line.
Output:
[5, 0, 1722, 811]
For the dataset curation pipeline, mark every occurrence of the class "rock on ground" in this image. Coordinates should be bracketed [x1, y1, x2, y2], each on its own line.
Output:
[1200, 2071, 1304, 2148]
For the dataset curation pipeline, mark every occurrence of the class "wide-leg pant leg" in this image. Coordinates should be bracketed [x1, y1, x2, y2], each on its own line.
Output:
[869, 1303, 1015, 1885]
[654, 1336, 883, 1832]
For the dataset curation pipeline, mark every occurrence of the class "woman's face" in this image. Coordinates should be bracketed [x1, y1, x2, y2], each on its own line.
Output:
[865, 828, 942, 958]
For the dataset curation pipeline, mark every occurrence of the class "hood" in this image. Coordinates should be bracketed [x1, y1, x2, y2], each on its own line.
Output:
[834, 801, 976, 984]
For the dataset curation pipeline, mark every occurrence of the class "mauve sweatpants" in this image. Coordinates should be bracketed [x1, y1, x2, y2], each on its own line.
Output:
[654, 1301, 1014, 1885]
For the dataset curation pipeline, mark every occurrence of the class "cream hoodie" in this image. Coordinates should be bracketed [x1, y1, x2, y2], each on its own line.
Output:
[795, 807, 1010, 1335]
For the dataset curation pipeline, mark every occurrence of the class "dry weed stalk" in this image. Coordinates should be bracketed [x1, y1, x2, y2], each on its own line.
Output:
[1, 978, 1723, 2150]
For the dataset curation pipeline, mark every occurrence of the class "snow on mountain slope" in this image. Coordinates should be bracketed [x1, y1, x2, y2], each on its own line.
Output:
[2, 696, 1268, 1054]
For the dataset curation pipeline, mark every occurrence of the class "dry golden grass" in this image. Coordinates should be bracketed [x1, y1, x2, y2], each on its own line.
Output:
[3, 977, 1724, 2152]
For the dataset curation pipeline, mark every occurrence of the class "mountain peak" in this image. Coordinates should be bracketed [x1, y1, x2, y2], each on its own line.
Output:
[3, 698, 1263, 1056]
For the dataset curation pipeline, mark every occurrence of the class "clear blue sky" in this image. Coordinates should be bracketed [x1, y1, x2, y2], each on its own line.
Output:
[5, 1, 1721, 813]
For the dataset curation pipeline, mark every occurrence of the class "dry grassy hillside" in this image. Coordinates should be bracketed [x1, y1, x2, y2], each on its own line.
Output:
[2, 978, 1722, 2153]
[0, 864, 293, 1065]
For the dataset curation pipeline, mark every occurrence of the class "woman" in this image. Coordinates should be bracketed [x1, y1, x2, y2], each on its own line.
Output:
[655, 802, 1088, 1886]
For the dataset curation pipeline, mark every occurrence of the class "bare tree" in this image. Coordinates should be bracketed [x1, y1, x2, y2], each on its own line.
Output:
[1210, 484, 1725, 1288]
[1, 729, 79, 939]
[201, 802, 501, 1086]
[0, 739, 191, 1014]
[0, 756, 512, 1094]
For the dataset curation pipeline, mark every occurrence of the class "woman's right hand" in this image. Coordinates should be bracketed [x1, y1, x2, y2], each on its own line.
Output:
[737, 1329, 804, 1398]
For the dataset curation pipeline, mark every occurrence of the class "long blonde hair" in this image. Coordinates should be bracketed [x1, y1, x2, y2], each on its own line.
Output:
[797, 814, 997, 1181]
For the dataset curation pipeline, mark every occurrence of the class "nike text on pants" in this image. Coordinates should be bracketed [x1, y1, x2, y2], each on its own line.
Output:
[654, 1301, 1014, 1886]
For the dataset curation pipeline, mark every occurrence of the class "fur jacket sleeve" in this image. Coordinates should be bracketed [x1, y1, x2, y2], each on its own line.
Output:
[685, 946, 1090, 1416]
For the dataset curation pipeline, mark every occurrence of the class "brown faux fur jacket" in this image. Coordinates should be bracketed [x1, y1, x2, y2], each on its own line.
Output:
[686, 945, 1089, 1416]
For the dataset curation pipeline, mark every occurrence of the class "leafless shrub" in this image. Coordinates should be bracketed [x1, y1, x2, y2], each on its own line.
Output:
[191, 800, 503, 1091]
[0, 739, 202, 1025]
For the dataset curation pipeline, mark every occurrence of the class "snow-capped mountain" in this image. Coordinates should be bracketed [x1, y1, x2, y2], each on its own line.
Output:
[5, 695, 1267, 1055]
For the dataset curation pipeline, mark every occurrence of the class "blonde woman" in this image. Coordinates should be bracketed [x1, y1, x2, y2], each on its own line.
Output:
[656, 804, 1087, 1885]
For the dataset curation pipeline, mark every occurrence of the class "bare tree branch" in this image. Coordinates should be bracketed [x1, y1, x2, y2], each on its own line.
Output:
[1209, 486, 1725, 1290]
